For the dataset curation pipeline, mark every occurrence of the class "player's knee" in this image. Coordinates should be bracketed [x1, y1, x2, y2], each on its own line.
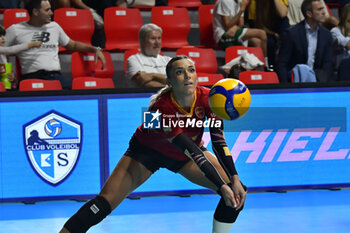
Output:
[64, 195, 112, 233]
[214, 196, 244, 223]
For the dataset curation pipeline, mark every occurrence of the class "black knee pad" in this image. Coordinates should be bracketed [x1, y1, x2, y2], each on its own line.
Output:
[64, 195, 112, 233]
[214, 183, 247, 223]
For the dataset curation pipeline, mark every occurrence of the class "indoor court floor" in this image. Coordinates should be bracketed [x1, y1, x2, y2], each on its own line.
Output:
[1, 188, 350, 233]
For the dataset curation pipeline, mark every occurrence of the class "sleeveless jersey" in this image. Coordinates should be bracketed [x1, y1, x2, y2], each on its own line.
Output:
[134, 86, 221, 161]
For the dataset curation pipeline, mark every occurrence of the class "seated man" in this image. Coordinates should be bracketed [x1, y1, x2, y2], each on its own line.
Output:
[276, 0, 333, 83]
[126, 23, 171, 88]
[5, 0, 105, 89]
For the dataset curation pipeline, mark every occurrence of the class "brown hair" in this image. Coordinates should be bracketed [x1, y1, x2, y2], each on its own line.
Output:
[339, 3, 350, 37]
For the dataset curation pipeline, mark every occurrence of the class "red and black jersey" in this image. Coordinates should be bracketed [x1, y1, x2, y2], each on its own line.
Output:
[134, 86, 220, 161]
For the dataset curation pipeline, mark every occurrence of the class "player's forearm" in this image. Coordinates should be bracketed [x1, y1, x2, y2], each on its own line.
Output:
[210, 126, 238, 177]
[171, 133, 226, 189]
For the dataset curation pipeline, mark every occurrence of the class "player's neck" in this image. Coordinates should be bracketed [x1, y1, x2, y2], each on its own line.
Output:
[172, 92, 195, 112]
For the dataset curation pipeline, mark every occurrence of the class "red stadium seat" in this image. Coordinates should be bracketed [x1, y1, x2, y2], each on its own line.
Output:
[3, 9, 29, 29]
[0, 82, 6, 92]
[54, 8, 94, 52]
[238, 71, 279, 84]
[196, 73, 224, 86]
[168, 0, 202, 8]
[72, 77, 115, 89]
[123, 48, 141, 74]
[19, 79, 63, 91]
[326, 2, 340, 17]
[198, 4, 218, 49]
[104, 7, 143, 51]
[151, 6, 191, 50]
[71, 51, 114, 79]
[225, 46, 265, 66]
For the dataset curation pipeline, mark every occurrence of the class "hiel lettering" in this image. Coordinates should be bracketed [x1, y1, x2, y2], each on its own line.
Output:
[230, 127, 349, 162]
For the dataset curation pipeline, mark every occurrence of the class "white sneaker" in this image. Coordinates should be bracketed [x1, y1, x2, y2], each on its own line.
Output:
[89, 8, 104, 29]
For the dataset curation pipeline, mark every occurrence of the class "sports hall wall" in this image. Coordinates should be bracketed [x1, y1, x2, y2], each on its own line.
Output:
[1, 85, 350, 203]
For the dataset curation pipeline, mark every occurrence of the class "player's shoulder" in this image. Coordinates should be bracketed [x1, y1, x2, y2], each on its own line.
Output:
[152, 90, 172, 108]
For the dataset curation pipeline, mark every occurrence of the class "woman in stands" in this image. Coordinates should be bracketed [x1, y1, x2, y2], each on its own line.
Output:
[331, 3, 350, 69]
[248, 0, 290, 69]
[59, 55, 247, 233]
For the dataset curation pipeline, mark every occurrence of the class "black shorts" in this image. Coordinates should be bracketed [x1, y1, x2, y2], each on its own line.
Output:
[125, 136, 197, 173]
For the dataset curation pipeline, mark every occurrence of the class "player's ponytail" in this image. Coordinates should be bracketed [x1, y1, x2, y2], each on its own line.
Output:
[149, 85, 172, 109]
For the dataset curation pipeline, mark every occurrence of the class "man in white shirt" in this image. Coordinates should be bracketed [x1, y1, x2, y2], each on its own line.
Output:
[5, 0, 106, 89]
[126, 23, 171, 88]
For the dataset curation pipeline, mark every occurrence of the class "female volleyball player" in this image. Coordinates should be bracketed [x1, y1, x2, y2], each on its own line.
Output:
[60, 55, 247, 233]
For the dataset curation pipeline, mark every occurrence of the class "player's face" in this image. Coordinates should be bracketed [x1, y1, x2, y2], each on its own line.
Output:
[169, 58, 198, 96]
[37, 1, 53, 24]
[142, 30, 162, 57]
[310, 1, 326, 23]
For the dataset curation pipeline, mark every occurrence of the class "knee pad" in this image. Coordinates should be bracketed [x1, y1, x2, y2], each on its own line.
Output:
[214, 197, 241, 223]
[64, 195, 112, 233]
[214, 183, 247, 223]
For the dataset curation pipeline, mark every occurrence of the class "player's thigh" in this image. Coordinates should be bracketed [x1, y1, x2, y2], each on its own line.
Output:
[100, 155, 152, 210]
[178, 151, 230, 191]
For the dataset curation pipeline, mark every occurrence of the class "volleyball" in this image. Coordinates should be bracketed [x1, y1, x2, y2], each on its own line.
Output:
[44, 119, 62, 137]
[209, 78, 251, 120]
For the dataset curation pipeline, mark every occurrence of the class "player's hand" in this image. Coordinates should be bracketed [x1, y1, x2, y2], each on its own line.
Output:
[220, 184, 237, 208]
[28, 41, 42, 48]
[95, 48, 106, 70]
[230, 175, 247, 210]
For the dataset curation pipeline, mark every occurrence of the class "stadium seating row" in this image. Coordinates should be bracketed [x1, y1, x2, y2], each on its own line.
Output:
[2, 5, 217, 50]
[0, 5, 279, 91]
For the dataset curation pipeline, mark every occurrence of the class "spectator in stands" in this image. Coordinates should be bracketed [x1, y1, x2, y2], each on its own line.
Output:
[5, 0, 106, 89]
[331, 3, 350, 80]
[248, 0, 290, 69]
[0, 25, 42, 90]
[276, 0, 333, 82]
[126, 23, 172, 88]
[287, 0, 338, 29]
[213, 0, 269, 67]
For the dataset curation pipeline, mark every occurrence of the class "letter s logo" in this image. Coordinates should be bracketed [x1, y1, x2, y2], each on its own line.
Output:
[57, 153, 69, 166]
